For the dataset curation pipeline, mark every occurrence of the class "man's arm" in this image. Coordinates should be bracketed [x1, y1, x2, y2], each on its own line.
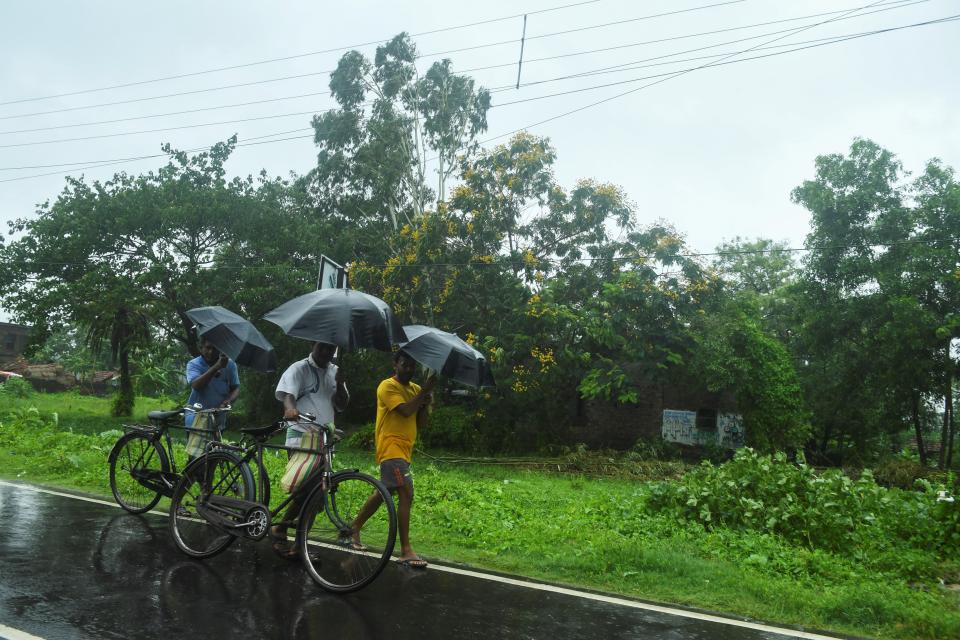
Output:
[221, 385, 240, 407]
[392, 376, 437, 418]
[416, 391, 433, 430]
[279, 392, 300, 419]
[220, 363, 240, 407]
[189, 355, 227, 391]
[333, 366, 349, 411]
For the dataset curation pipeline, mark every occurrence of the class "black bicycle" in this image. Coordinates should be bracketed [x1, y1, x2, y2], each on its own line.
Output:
[108, 405, 237, 513]
[168, 414, 398, 593]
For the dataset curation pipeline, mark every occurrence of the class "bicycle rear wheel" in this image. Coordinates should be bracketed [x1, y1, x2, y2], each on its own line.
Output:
[296, 471, 397, 593]
[109, 432, 169, 514]
[169, 451, 254, 559]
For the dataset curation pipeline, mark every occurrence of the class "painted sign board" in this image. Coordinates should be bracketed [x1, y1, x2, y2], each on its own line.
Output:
[662, 409, 744, 449]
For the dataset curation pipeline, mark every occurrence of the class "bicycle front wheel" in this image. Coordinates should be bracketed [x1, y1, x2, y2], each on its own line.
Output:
[109, 432, 169, 513]
[296, 471, 397, 593]
[169, 451, 254, 559]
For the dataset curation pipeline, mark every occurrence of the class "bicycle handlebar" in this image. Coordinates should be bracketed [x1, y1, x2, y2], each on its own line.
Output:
[184, 404, 232, 414]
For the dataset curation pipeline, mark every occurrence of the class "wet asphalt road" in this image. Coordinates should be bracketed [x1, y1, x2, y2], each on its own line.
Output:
[0, 482, 838, 640]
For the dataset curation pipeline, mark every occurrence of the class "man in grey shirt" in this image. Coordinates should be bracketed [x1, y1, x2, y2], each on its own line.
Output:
[275, 341, 349, 445]
[271, 341, 349, 558]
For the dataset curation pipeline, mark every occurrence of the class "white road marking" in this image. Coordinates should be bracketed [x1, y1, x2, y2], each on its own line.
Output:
[0, 479, 840, 639]
[0, 623, 47, 640]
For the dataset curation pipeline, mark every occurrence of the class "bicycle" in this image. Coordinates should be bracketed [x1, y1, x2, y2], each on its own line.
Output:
[168, 414, 398, 593]
[108, 405, 240, 513]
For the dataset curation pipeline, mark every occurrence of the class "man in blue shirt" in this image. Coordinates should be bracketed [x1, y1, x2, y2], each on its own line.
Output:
[185, 337, 240, 459]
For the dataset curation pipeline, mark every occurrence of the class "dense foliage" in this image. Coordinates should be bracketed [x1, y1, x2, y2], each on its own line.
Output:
[0, 34, 956, 465]
[649, 449, 960, 576]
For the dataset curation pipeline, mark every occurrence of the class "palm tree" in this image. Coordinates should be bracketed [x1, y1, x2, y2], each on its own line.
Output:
[85, 304, 151, 416]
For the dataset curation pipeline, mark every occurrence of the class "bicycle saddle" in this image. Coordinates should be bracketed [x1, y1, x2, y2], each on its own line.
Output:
[240, 422, 285, 441]
[148, 409, 185, 421]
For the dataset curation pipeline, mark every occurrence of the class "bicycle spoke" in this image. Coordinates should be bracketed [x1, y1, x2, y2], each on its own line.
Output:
[110, 433, 166, 513]
[298, 472, 396, 592]
[169, 451, 253, 559]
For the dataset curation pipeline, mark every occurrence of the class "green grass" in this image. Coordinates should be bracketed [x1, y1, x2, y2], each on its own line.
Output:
[0, 389, 179, 435]
[1, 394, 959, 639]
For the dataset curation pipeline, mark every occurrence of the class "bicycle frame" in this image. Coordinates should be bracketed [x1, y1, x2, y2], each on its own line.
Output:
[210, 421, 343, 528]
[119, 407, 226, 497]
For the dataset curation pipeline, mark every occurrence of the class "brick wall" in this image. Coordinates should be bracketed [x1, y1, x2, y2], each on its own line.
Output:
[571, 382, 737, 450]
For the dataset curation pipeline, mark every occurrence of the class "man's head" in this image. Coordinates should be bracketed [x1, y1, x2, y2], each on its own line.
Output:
[311, 342, 336, 368]
[392, 350, 417, 384]
[199, 337, 221, 365]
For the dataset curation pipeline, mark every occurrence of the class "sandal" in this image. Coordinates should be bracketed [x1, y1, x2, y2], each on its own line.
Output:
[397, 556, 428, 569]
[338, 533, 367, 551]
[272, 541, 299, 560]
[269, 526, 299, 561]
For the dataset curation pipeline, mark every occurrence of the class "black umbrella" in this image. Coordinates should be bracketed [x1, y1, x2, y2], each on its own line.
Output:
[263, 289, 406, 352]
[186, 306, 277, 373]
[399, 325, 496, 389]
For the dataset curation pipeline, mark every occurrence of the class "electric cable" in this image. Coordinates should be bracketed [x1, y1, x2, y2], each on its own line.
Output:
[486, 15, 960, 105]
[3, 9, 950, 152]
[0, 0, 606, 107]
[0, 0, 915, 123]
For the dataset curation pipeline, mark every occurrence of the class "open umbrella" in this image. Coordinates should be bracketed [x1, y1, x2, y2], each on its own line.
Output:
[263, 289, 406, 352]
[186, 306, 277, 372]
[399, 325, 496, 389]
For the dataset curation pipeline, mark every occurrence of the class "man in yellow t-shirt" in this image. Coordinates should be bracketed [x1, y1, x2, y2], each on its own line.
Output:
[351, 350, 435, 568]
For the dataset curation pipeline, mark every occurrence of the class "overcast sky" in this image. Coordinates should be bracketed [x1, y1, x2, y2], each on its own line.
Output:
[1, 0, 958, 321]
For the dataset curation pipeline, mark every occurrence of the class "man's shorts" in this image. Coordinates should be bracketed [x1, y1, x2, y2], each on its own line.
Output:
[379, 458, 413, 491]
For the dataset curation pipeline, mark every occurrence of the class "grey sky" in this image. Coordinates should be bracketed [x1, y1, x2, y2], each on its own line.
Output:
[1, 0, 958, 321]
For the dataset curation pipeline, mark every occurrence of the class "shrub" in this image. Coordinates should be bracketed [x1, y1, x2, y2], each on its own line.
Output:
[647, 447, 960, 557]
[343, 423, 375, 450]
[873, 457, 932, 490]
[419, 405, 482, 452]
[0, 376, 33, 399]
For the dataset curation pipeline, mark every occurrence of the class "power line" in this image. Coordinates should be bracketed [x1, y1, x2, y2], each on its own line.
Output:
[0, 71, 335, 123]
[0, 0, 604, 108]
[463, 0, 924, 75]
[3, 12, 949, 185]
[418, 0, 749, 58]
[483, 0, 934, 91]
[0, 128, 312, 171]
[0, 0, 931, 143]
[0, 92, 331, 136]
[0, 0, 747, 122]
[409, 9, 956, 165]
[0, 130, 315, 183]
[2, 8, 946, 153]
[486, 15, 960, 106]
[0, 0, 912, 125]
[0, 110, 323, 150]
[1, 4, 947, 190]
[458, 0, 913, 153]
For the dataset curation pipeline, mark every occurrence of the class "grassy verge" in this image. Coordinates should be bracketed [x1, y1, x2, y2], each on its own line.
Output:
[0, 389, 177, 435]
[1, 394, 958, 639]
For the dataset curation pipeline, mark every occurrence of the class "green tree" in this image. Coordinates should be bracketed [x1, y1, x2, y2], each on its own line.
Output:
[0, 139, 312, 415]
[714, 236, 797, 296]
[691, 295, 810, 452]
[791, 139, 959, 465]
[308, 33, 490, 231]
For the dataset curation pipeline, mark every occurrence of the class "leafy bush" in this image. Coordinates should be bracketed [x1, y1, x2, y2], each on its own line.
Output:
[419, 405, 482, 451]
[342, 422, 375, 450]
[629, 436, 683, 461]
[873, 457, 932, 490]
[648, 448, 960, 558]
[0, 376, 33, 398]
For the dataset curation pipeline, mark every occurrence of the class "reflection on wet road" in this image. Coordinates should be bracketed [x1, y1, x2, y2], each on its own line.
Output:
[0, 482, 838, 639]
